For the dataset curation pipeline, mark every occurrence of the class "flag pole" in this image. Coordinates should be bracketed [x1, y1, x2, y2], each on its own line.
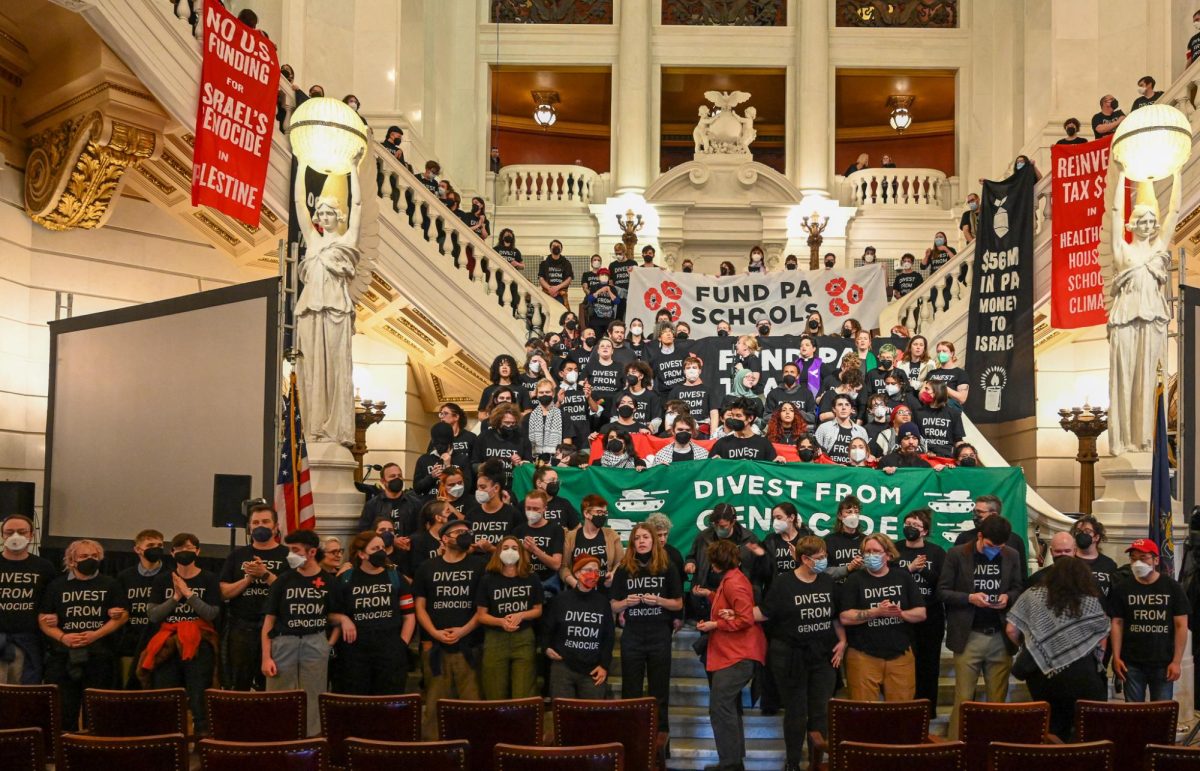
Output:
[289, 370, 301, 532]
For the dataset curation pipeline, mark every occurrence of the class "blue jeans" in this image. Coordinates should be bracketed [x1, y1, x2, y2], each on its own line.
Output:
[1123, 663, 1173, 702]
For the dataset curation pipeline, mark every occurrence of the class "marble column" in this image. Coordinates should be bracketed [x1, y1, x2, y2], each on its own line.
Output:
[428, 0, 482, 194]
[795, 0, 830, 196]
[613, 0, 652, 195]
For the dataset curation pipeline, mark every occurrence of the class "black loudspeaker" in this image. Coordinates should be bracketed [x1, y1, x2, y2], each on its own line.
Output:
[0, 481, 35, 518]
[212, 474, 252, 529]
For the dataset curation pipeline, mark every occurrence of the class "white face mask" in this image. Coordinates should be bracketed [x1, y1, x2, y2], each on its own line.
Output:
[447, 483, 465, 498]
[529, 361, 540, 373]
[598, 276, 609, 285]
[286, 552, 307, 569]
[752, 253, 763, 262]
[772, 518, 789, 534]
[630, 326, 642, 335]
[4, 534, 30, 552]
[1131, 560, 1154, 579]
[525, 509, 543, 524]
[850, 447, 867, 463]
[499, 548, 521, 566]
[685, 368, 700, 380]
[592, 261, 602, 270]
[842, 513, 861, 530]
[873, 405, 888, 419]
[1195, 19, 1200, 30]
[565, 371, 579, 384]
[885, 384, 900, 397]
[475, 489, 492, 504]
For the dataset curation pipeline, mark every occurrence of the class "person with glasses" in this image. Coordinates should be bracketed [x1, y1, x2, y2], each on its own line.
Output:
[1070, 515, 1118, 602]
[544, 554, 614, 698]
[320, 537, 346, 578]
[953, 495, 1027, 576]
[561, 495, 624, 593]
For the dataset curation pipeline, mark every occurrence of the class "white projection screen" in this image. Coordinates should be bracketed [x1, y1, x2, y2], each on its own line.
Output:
[46, 279, 279, 552]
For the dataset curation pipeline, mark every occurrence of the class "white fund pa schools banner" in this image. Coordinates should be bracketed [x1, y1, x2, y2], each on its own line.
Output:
[627, 266, 890, 336]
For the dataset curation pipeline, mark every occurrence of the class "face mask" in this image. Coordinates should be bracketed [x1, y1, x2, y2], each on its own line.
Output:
[540, 479, 559, 497]
[577, 571, 599, 590]
[251, 526, 274, 543]
[368, 550, 389, 568]
[752, 253, 763, 262]
[772, 518, 789, 534]
[879, 359, 892, 370]
[1074, 532, 1093, 550]
[872, 406, 887, 419]
[825, 261, 835, 269]
[902, 262, 913, 271]
[477, 488, 496, 505]
[757, 325, 770, 336]
[583, 337, 595, 348]
[499, 426, 517, 440]
[683, 265, 693, 273]
[591, 261, 601, 269]
[715, 526, 732, 539]
[503, 236, 515, 245]
[286, 552, 307, 570]
[590, 515, 608, 528]
[782, 374, 797, 387]
[685, 367, 700, 380]
[675, 430, 692, 444]
[934, 237, 946, 246]
[1195, 20, 1200, 30]
[446, 483, 465, 499]
[958, 456, 977, 467]
[551, 246, 562, 255]
[625, 373, 639, 387]
[937, 351, 951, 364]
[1131, 560, 1154, 579]
[864, 253, 876, 263]
[379, 530, 395, 548]
[811, 557, 828, 573]
[606, 439, 624, 453]
[676, 331, 689, 340]
[842, 514, 861, 530]
[499, 548, 520, 566]
[903, 525, 921, 542]
[565, 319, 578, 331]
[537, 394, 554, 407]
[617, 405, 635, 419]
[919, 391, 934, 405]
[1015, 161, 1025, 170]
[564, 371, 579, 385]
[968, 201, 978, 211]
[850, 448, 867, 463]
[885, 384, 901, 397]
[808, 319, 820, 331]
[725, 417, 745, 432]
[862, 553, 885, 571]
[76, 558, 100, 576]
[387, 478, 405, 494]
[842, 329, 853, 338]
[786, 263, 797, 270]
[1066, 126, 1078, 136]
[141, 546, 162, 562]
[525, 507, 545, 524]
[454, 531, 474, 550]
[529, 360, 541, 374]
[174, 551, 197, 566]
[630, 326, 642, 336]
[982, 545, 1002, 560]
[798, 447, 815, 462]
[598, 276, 609, 285]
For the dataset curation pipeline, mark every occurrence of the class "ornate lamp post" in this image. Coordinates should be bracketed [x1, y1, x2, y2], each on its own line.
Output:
[799, 208, 829, 270]
[1058, 404, 1109, 514]
[615, 209, 643, 259]
[351, 396, 386, 482]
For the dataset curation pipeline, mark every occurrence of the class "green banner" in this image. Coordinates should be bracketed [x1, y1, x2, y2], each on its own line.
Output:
[513, 460, 1027, 555]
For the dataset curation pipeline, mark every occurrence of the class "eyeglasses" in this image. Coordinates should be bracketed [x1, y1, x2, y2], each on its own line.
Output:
[327, 548, 344, 555]
[577, 567, 600, 575]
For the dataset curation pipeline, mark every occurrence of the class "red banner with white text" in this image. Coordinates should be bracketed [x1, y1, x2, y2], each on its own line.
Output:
[191, 1, 278, 227]
[1050, 136, 1111, 328]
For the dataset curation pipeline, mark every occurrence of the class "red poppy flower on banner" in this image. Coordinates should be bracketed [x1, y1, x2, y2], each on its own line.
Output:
[665, 302, 682, 321]
[847, 284, 864, 304]
[825, 278, 847, 296]
[829, 297, 850, 316]
[644, 288, 662, 310]
[662, 281, 683, 300]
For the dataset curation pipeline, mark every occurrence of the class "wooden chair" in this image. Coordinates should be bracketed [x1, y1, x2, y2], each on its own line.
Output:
[1146, 743, 1200, 769]
[59, 732, 188, 771]
[437, 697, 543, 771]
[319, 693, 421, 770]
[198, 738, 328, 771]
[0, 727, 45, 771]
[987, 740, 1114, 771]
[204, 688, 306, 742]
[345, 738, 469, 771]
[552, 697, 664, 771]
[840, 740, 967, 771]
[82, 687, 188, 737]
[495, 742, 625, 771]
[958, 701, 1052, 771]
[1074, 699, 1178, 770]
[809, 698, 934, 771]
[0, 684, 59, 764]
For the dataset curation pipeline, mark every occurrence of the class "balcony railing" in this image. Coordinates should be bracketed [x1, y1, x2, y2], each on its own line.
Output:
[837, 167, 955, 209]
[493, 164, 610, 208]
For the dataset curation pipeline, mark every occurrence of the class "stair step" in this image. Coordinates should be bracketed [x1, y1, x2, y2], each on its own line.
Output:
[666, 737, 786, 770]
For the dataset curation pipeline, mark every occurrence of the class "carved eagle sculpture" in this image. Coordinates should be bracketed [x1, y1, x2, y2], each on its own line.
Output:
[704, 90, 751, 111]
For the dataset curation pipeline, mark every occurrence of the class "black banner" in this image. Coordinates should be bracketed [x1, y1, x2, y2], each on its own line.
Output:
[965, 166, 1036, 424]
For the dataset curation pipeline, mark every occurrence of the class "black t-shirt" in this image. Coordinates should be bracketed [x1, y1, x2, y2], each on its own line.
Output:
[408, 531, 443, 579]
[581, 270, 603, 295]
[839, 568, 924, 659]
[763, 532, 805, 578]
[648, 347, 687, 395]
[338, 567, 414, 632]
[1191, 32, 1200, 64]
[479, 382, 531, 413]
[583, 359, 623, 413]
[558, 385, 591, 438]
[924, 366, 968, 392]
[513, 522, 565, 581]
[220, 544, 290, 621]
[1080, 553, 1119, 599]
[825, 530, 863, 571]
[608, 258, 637, 296]
[264, 569, 340, 637]
[970, 549, 1005, 631]
[914, 405, 964, 458]
[765, 385, 817, 419]
[475, 572, 544, 631]
[1091, 109, 1125, 136]
[1056, 136, 1088, 145]
[544, 495, 581, 530]
[116, 564, 161, 654]
[0, 553, 59, 634]
[39, 574, 126, 653]
[926, 247, 955, 271]
[621, 388, 662, 426]
[412, 554, 487, 650]
[711, 434, 777, 461]
[538, 256, 574, 287]
[611, 562, 682, 639]
[819, 421, 859, 465]
[1109, 573, 1191, 665]
[588, 289, 620, 321]
[896, 542, 946, 617]
[462, 501, 519, 547]
[470, 430, 525, 472]
[669, 382, 715, 425]
[150, 569, 221, 624]
[544, 587, 614, 674]
[763, 571, 839, 651]
[569, 528, 611, 576]
[496, 245, 523, 266]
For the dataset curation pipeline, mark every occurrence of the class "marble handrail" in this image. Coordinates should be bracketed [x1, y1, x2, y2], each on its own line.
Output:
[839, 167, 950, 208]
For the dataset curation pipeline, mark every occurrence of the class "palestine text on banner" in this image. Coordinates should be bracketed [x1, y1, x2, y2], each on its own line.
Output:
[191, 1, 278, 227]
[1051, 136, 1111, 328]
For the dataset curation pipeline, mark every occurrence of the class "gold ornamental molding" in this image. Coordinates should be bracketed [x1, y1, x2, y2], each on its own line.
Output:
[24, 110, 159, 231]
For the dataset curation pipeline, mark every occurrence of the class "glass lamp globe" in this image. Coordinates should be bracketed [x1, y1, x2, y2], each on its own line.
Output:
[289, 97, 369, 175]
[533, 104, 557, 127]
[889, 108, 912, 132]
[1112, 104, 1192, 182]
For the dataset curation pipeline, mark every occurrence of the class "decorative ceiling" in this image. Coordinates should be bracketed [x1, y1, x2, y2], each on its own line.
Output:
[490, 67, 612, 135]
[835, 68, 956, 139]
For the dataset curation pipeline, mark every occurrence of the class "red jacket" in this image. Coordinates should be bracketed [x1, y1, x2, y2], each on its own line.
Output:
[705, 569, 767, 672]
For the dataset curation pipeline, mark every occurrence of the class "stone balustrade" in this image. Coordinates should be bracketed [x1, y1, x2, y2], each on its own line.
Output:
[837, 167, 953, 208]
[494, 164, 610, 207]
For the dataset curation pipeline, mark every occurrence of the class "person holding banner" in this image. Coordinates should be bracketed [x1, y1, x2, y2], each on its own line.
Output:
[669, 356, 719, 436]
[652, 414, 709, 465]
[711, 398, 779, 461]
[561, 496, 624, 593]
[764, 361, 818, 426]
[879, 423, 933, 471]
[845, 437, 876, 468]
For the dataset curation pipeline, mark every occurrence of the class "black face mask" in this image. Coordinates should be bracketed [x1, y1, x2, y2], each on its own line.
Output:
[625, 373, 640, 387]
[682, 266, 693, 273]
[716, 330, 729, 337]
[725, 417, 745, 432]
[173, 551, 197, 566]
[545, 481, 561, 497]
[583, 338, 595, 348]
[786, 263, 797, 270]
[675, 431, 692, 444]
[143, 547, 164, 563]
[606, 439, 624, 453]
[565, 319, 578, 330]
[551, 246, 562, 255]
[782, 374, 797, 387]
[798, 447, 815, 462]
[879, 360, 892, 370]
[499, 426, 517, 440]
[591, 515, 608, 529]
[251, 526, 274, 543]
[386, 478, 405, 494]
[379, 530, 395, 548]
[617, 405, 635, 419]
[808, 319, 820, 331]
[841, 329, 853, 338]
[76, 558, 100, 577]
[503, 236, 514, 245]
[825, 261, 835, 269]
[903, 526, 921, 542]
[1074, 532, 1093, 550]
[537, 394, 554, 406]
[453, 532, 474, 550]
[958, 456, 977, 467]
[676, 331, 689, 340]
[368, 549, 389, 568]
[1066, 126, 1078, 136]
[757, 325, 770, 336]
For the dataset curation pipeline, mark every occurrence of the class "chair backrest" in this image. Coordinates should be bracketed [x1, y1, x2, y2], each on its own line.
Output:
[82, 687, 188, 737]
[1074, 699, 1178, 770]
[0, 684, 60, 760]
[495, 742, 624, 771]
[959, 701, 1050, 770]
[437, 697, 543, 771]
[552, 697, 658, 771]
[319, 693, 422, 768]
[987, 740, 1114, 771]
[0, 727, 45, 771]
[840, 740, 966, 771]
[198, 738, 328, 771]
[345, 738, 469, 771]
[204, 688, 307, 742]
[59, 732, 187, 771]
[1146, 743, 1200, 770]
[826, 698, 931, 771]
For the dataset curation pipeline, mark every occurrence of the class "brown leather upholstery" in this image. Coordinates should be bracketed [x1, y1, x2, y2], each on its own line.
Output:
[1146, 743, 1200, 769]
[198, 738, 328, 771]
[987, 740, 1114, 771]
[437, 697, 543, 771]
[82, 687, 187, 737]
[552, 697, 661, 771]
[1074, 699, 1178, 770]
[809, 698, 933, 771]
[0, 727, 45, 771]
[840, 740, 967, 771]
[204, 688, 306, 742]
[344, 738, 469, 770]
[0, 684, 60, 761]
[59, 732, 187, 771]
[495, 741, 624, 771]
[958, 701, 1051, 771]
[319, 693, 422, 769]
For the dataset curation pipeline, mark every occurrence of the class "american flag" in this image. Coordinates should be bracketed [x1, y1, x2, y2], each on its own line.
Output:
[275, 371, 315, 533]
